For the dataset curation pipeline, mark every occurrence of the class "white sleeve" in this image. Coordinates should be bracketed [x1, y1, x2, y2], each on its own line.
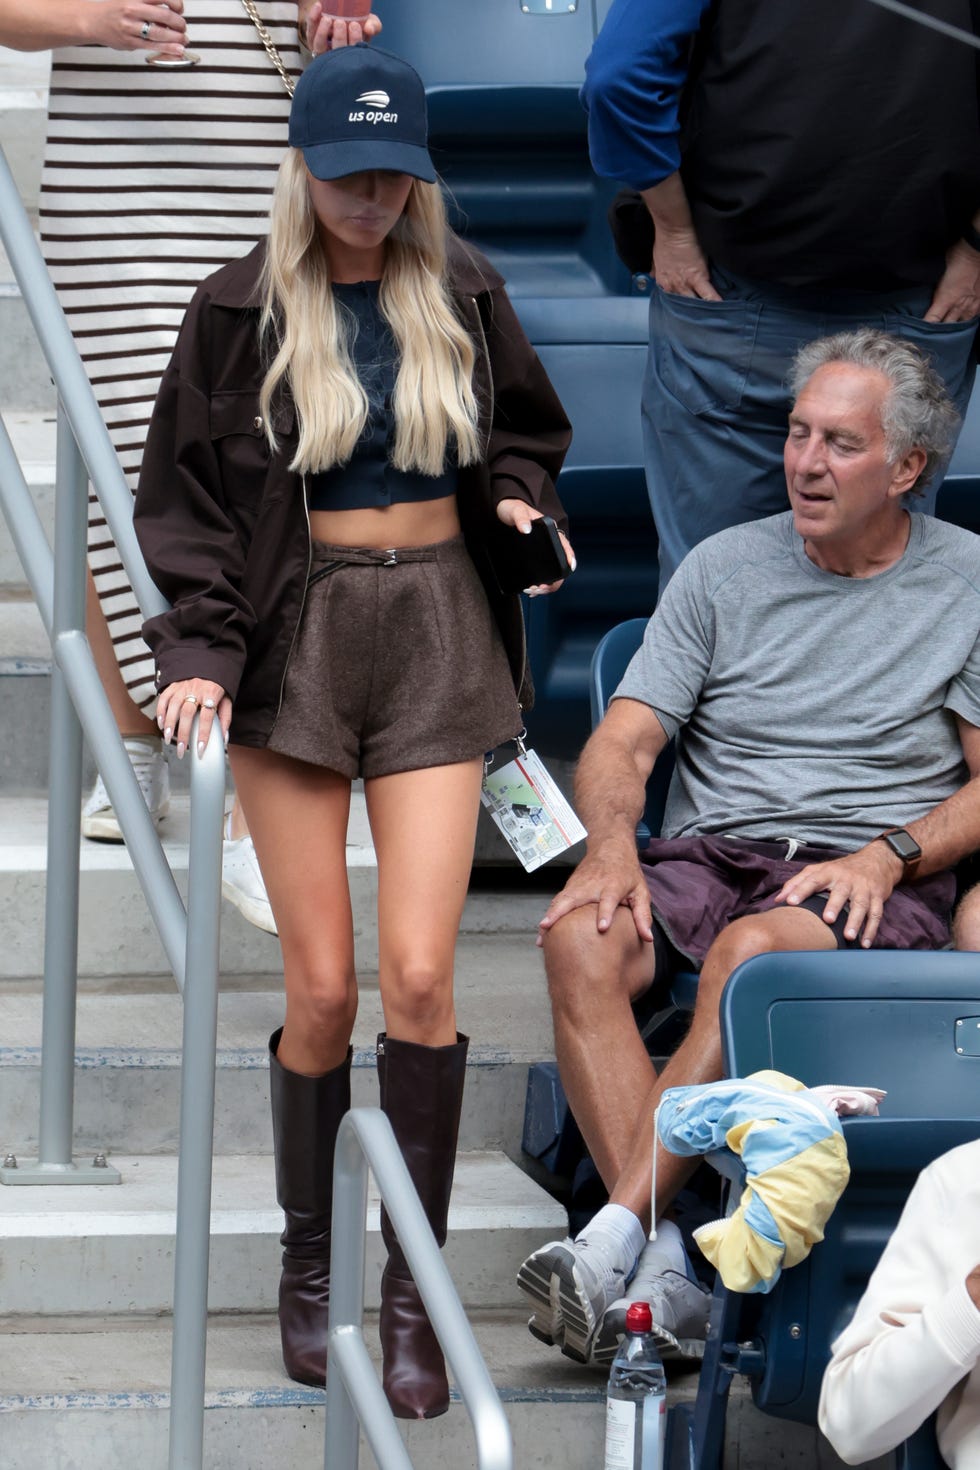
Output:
[818, 1158, 980, 1465]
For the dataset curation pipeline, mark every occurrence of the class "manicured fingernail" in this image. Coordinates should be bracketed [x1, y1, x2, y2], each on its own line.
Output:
[570, 557, 578, 571]
[156, 715, 164, 729]
[223, 728, 229, 749]
[177, 741, 185, 759]
[520, 524, 532, 534]
[197, 741, 205, 758]
[164, 726, 172, 743]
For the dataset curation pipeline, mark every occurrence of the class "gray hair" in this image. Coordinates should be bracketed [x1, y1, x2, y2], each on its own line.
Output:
[788, 328, 960, 492]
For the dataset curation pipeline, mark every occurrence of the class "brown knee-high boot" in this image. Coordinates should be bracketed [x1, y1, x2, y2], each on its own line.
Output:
[376, 1031, 468, 1419]
[269, 1026, 351, 1387]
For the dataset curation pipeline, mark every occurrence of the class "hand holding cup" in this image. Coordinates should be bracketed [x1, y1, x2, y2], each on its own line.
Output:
[300, 0, 382, 56]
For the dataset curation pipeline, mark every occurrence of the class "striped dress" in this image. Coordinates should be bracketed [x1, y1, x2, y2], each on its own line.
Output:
[39, 3, 300, 712]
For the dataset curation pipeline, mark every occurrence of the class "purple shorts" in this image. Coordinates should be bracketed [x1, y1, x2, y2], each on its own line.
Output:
[639, 834, 955, 966]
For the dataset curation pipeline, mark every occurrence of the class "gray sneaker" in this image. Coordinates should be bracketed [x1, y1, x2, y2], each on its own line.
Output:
[592, 1268, 711, 1366]
[517, 1236, 631, 1364]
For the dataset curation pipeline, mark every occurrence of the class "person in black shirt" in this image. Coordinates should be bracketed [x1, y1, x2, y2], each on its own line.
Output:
[582, 0, 980, 586]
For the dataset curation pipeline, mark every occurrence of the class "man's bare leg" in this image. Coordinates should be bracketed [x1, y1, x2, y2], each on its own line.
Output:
[609, 906, 836, 1222]
[519, 903, 835, 1363]
[543, 903, 659, 1190]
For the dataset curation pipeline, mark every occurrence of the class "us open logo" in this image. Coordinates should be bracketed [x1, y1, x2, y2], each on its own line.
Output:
[349, 89, 398, 125]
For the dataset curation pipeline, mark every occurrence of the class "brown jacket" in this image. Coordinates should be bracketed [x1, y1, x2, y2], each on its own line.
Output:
[134, 237, 571, 747]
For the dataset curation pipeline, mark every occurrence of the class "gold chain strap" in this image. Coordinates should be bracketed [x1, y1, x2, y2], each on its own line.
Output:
[239, 0, 296, 97]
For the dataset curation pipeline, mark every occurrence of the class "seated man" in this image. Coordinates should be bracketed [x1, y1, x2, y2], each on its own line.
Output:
[518, 328, 980, 1368]
[819, 1140, 980, 1468]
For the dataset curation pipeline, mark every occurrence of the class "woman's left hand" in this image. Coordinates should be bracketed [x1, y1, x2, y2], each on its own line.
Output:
[298, 2, 382, 56]
[157, 679, 232, 759]
[496, 497, 576, 596]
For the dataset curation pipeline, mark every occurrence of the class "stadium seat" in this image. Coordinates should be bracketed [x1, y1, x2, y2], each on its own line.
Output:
[375, 0, 660, 758]
[374, 0, 624, 295]
[937, 381, 980, 533]
[667, 950, 980, 1469]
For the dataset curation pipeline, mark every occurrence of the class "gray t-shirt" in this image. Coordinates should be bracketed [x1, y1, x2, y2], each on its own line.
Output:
[615, 512, 980, 848]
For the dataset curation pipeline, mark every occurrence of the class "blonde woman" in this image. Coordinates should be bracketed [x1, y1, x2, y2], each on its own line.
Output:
[134, 45, 572, 1416]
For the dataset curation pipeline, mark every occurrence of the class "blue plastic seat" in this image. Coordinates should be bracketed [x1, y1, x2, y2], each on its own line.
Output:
[373, 0, 626, 296]
[938, 378, 980, 532]
[667, 949, 980, 1470]
[374, 0, 659, 758]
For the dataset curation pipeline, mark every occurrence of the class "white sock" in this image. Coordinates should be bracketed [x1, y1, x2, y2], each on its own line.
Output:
[576, 1204, 647, 1276]
[637, 1218, 687, 1278]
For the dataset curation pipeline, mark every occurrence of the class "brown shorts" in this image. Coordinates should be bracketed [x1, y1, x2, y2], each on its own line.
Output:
[638, 834, 955, 964]
[267, 535, 523, 779]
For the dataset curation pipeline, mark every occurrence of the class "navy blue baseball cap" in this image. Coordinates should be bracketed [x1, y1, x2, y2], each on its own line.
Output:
[289, 45, 436, 184]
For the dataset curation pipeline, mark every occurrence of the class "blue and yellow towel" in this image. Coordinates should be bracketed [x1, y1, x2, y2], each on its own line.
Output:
[655, 1070, 850, 1294]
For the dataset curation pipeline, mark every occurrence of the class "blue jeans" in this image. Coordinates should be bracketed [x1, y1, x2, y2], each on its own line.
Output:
[642, 269, 979, 586]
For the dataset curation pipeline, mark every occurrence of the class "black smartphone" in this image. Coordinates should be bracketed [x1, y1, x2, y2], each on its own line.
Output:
[487, 515, 572, 594]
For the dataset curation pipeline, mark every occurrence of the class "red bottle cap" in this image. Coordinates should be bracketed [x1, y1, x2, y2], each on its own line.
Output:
[625, 1301, 653, 1333]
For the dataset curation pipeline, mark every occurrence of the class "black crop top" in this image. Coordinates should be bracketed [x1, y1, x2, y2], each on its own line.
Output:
[305, 280, 457, 512]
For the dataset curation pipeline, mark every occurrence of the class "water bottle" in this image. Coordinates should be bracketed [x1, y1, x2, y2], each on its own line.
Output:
[604, 1301, 667, 1470]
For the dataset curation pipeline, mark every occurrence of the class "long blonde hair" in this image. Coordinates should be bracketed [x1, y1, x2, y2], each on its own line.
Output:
[258, 149, 481, 477]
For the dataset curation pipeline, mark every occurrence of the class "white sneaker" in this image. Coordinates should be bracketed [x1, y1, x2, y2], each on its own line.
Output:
[81, 736, 170, 843]
[517, 1235, 632, 1364]
[221, 834, 278, 935]
[593, 1266, 711, 1366]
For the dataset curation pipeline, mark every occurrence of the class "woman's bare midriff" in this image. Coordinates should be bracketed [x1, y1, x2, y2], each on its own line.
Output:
[309, 496, 462, 549]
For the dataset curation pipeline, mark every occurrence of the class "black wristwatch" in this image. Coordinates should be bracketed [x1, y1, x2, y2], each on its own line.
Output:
[875, 827, 922, 879]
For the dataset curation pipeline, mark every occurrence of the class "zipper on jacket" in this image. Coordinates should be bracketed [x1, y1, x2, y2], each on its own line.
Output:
[516, 604, 529, 704]
[471, 296, 494, 454]
[471, 294, 530, 697]
[273, 475, 313, 726]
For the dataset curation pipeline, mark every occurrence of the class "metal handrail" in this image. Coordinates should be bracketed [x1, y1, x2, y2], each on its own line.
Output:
[326, 1109, 513, 1470]
[0, 143, 225, 1470]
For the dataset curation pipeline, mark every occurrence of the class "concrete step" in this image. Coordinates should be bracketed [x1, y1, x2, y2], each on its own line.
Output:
[0, 1309, 855, 1470]
[0, 410, 55, 592]
[0, 1149, 563, 1316]
[0, 250, 59, 415]
[0, 948, 555, 1158]
[0, 48, 50, 432]
[0, 794, 559, 979]
[0, 48, 49, 215]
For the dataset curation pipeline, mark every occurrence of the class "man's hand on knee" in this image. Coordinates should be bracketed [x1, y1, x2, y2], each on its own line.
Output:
[774, 844, 904, 947]
[537, 838, 655, 944]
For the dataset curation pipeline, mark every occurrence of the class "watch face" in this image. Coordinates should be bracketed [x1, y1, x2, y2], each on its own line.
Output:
[886, 829, 922, 861]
